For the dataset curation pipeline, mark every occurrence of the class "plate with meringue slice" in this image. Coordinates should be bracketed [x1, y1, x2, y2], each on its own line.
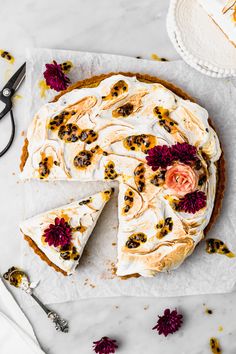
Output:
[167, 0, 236, 78]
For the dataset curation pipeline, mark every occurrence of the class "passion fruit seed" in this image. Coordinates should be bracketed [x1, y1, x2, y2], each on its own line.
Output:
[198, 175, 207, 186]
[60, 61, 73, 73]
[150, 170, 166, 187]
[60, 244, 80, 261]
[123, 134, 156, 153]
[0, 50, 13, 62]
[79, 129, 98, 144]
[58, 123, 80, 142]
[73, 224, 87, 233]
[123, 189, 134, 214]
[112, 102, 134, 117]
[49, 111, 70, 131]
[126, 232, 147, 249]
[156, 217, 173, 239]
[78, 199, 91, 205]
[206, 238, 235, 258]
[134, 163, 146, 192]
[104, 161, 118, 180]
[103, 80, 128, 100]
[154, 106, 178, 134]
[73, 150, 93, 169]
[39, 156, 53, 179]
[209, 337, 222, 354]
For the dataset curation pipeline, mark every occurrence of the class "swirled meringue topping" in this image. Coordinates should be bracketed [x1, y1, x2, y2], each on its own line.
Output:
[21, 74, 221, 277]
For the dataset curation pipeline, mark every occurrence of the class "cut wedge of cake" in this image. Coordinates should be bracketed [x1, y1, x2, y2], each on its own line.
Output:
[20, 190, 112, 275]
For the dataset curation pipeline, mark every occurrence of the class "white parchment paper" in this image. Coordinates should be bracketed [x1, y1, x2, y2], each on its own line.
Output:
[21, 48, 236, 304]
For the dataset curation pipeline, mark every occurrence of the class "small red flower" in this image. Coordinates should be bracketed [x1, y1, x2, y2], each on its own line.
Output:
[146, 145, 174, 170]
[93, 336, 118, 354]
[146, 143, 198, 171]
[43, 217, 72, 247]
[152, 309, 183, 337]
[178, 190, 207, 213]
[43, 60, 70, 92]
[171, 142, 198, 165]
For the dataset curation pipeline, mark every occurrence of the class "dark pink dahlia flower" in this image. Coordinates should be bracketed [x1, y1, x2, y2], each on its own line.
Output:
[146, 145, 174, 170]
[178, 190, 207, 213]
[93, 336, 118, 354]
[171, 142, 198, 165]
[43, 217, 72, 247]
[152, 308, 183, 337]
[43, 60, 70, 92]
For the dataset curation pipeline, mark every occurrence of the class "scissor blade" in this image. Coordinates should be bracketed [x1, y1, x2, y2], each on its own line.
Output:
[1, 62, 26, 94]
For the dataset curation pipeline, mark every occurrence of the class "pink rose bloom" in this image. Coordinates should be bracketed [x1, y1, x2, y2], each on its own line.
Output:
[165, 163, 198, 196]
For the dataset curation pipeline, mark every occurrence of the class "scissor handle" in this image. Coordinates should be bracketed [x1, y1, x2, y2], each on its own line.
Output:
[0, 110, 15, 157]
[0, 101, 12, 121]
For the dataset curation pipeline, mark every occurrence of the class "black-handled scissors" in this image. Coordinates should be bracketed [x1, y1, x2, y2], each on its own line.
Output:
[0, 62, 26, 157]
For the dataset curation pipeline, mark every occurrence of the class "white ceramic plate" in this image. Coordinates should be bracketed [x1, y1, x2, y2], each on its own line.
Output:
[167, 0, 236, 78]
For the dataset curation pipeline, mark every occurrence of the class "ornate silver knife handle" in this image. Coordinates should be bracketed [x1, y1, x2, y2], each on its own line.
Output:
[30, 293, 69, 333]
[3, 267, 69, 333]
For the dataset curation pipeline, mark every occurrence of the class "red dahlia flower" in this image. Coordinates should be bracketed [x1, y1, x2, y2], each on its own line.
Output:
[93, 337, 118, 354]
[43, 60, 70, 92]
[152, 308, 183, 337]
[178, 190, 207, 213]
[43, 217, 72, 247]
[146, 143, 198, 171]
[171, 142, 198, 165]
[146, 145, 174, 170]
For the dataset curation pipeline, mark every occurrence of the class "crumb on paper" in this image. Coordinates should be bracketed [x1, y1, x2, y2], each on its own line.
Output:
[151, 53, 168, 62]
[205, 308, 213, 315]
[100, 260, 117, 280]
[114, 305, 119, 309]
[38, 79, 50, 98]
[112, 242, 117, 246]
[21, 130, 25, 137]
[218, 326, 223, 332]
[12, 94, 23, 103]
[144, 305, 149, 310]
[12, 172, 15, 176]
[83, 278, 96, 288]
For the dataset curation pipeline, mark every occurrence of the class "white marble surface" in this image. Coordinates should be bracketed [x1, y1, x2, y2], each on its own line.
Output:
[0, 0, 235, 353]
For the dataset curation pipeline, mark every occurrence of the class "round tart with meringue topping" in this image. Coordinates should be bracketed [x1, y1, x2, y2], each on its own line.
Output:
[20, 72, 225, 277]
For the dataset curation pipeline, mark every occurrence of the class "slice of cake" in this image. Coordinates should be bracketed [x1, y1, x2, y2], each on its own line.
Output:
[198, 0, 236, 47]
[20, 190, 112, 275]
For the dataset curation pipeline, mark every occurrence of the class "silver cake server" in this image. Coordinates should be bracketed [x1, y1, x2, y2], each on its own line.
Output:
[3, 266, 69, 333]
